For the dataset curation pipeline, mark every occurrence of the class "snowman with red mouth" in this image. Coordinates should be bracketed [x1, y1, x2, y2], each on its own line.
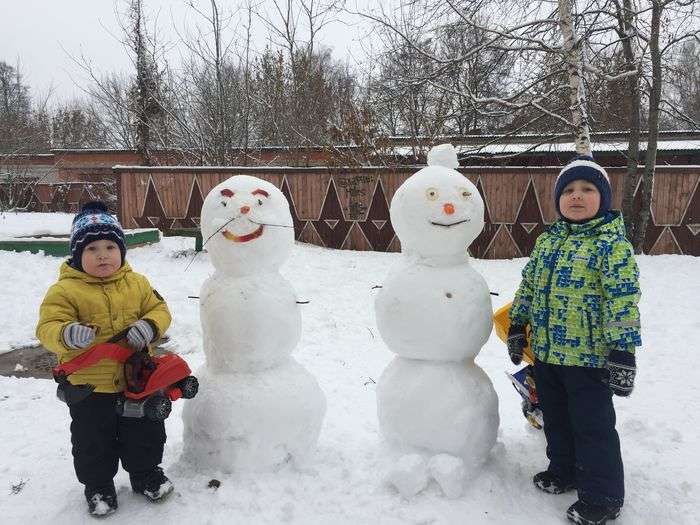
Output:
[375, 144, 499, 498]
[182, 175, 326, 472]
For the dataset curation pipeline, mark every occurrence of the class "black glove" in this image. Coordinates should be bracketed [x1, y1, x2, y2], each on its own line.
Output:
[507, 324, 527, 365]
[607, 348, 636, 397]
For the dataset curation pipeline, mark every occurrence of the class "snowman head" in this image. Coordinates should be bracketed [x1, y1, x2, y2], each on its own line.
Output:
[390, 144, 484, 259]
[200, 175, 294, 275]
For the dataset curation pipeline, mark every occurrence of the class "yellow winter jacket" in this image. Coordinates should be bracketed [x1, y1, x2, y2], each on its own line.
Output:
[36, 261, 171, 393]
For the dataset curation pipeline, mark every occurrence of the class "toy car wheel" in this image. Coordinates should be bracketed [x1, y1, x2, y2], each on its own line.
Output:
[178, 376, 199, 399]
[144, 395, 172, 421]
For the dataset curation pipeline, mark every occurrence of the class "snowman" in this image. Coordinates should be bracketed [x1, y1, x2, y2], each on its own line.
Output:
[182, 175, 326, 472]
[374, 144, 499, 498]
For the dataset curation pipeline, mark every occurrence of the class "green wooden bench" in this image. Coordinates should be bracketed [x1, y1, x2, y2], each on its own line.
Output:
[0, 228, 162, 257]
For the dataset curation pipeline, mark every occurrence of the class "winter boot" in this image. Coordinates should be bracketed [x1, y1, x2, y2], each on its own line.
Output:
[85, 483, 118, 517]
[131, 467, 174, 502]
[566, 499, 621, 525]
[533, 470, 575, 494]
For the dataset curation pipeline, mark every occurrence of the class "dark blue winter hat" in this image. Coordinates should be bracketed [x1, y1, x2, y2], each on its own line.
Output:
[554, 155, 612, 218]
[70, 201, 126, 271]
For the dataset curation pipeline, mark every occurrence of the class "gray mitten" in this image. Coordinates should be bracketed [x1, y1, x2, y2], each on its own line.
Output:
[607, 348, 636, 397]
[63, 322, 96, 350]
[126, 319, 156, 350]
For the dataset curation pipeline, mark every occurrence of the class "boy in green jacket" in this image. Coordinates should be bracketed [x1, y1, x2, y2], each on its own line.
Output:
[508, 156, 641, 525]
[36, 202, 173, 517]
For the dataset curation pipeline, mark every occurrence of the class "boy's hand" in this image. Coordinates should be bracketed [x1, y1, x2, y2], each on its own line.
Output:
[126, 320, 155, 350]
[507, 324, 527, 365]
[607, 348, 636, 397]
[63, 322, 96, 350]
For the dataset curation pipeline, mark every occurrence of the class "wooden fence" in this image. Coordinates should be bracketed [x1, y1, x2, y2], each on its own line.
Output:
[0, 181, 114, 213]
[114, 165, 700, 257]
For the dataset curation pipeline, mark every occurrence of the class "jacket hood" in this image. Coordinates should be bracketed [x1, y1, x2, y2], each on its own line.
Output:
[59, 260, 133, 283]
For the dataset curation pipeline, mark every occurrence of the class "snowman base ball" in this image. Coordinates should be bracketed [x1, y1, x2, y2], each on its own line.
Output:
[182, 359, 326, 473]
[377, 358, 499, 469]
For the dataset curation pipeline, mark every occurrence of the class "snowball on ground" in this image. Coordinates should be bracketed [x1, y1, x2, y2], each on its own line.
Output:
[386, 454, 429, 498]
[428, 454, 466, 499]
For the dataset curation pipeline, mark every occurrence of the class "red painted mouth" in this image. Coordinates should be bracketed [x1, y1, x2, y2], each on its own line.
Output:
[222, 225, 264, 243]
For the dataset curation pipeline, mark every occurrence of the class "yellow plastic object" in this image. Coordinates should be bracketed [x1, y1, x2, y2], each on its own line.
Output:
[493, 302, 535, 365]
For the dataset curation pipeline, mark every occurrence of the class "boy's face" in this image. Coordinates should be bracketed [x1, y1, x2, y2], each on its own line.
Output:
[559, 179, 601, 221]
[81, 239, 122, 278]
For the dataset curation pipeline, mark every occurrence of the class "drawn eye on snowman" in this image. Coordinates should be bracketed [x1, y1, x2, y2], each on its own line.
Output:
[459, 187, 472, 200]
[220, 188, 234, 206]
[425, 187, 439, 201]
[252, 188, 269, 206]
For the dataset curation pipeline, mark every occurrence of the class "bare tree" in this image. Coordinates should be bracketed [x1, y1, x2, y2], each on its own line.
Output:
[665, 40, 700, 128]
[0, 61, 52, 153]
[0, 161, 40, 212]
[590, 0, 700, 250]
[252, 0, 359, 156]
[51, 99, 110, 148]
[127, 0, 168, 164]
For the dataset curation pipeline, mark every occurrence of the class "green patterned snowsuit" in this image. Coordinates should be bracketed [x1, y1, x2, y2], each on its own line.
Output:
[509, 211, 641, 367]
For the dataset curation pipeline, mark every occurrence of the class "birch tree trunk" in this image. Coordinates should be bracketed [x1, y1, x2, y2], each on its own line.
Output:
[558, 0, 592, 156]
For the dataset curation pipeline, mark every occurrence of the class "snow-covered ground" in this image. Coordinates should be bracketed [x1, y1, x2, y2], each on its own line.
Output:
[0, 211, 74, 239]
[0, 215, 698, 524]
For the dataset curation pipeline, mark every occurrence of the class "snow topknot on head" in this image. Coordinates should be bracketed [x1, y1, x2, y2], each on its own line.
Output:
[427, 143, 459, 170]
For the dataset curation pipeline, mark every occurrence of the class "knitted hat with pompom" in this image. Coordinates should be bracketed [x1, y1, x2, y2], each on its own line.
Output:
[554, 155, 612, 218]
[69, 201, 126, 271]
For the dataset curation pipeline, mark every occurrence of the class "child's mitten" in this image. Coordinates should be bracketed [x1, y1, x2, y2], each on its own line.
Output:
[63, 322, 96, 349]
[507, 324, 527, 365]
[607, 348, 636, 397]
[126, 319, 156, 350]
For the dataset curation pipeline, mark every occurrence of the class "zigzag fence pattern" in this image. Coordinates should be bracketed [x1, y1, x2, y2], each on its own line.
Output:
[114, 165, 700, 257]
[1, 182, 114, 213]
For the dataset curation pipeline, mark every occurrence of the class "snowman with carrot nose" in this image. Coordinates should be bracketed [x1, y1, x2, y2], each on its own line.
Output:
[374, 144, 499, 498]
[182, 175, 326, 472]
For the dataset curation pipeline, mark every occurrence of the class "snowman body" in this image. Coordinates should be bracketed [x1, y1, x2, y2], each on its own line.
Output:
[182, 175, 326, 473]
[199, 271, 300, 371]
[375, 145, 499, 494]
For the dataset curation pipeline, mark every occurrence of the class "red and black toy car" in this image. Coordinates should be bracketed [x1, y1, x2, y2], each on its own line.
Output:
[52, 332, 198, 421]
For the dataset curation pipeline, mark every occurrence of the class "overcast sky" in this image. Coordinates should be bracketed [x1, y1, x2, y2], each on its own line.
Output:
[1, 0, 384, 105]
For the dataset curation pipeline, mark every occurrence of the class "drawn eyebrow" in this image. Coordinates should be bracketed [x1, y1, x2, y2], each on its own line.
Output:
[252, 189, 269, 197]
[220, 188, 234, 197]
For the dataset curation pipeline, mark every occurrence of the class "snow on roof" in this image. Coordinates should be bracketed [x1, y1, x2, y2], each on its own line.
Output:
[383, 139, 700, 157]
[462, 140, 700, 155]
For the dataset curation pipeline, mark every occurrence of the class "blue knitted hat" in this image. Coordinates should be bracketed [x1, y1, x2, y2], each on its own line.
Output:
[554, 155, 611, 218]
[70, 201, 126, 271]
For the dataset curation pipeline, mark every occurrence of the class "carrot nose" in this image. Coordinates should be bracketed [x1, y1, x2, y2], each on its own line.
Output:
[240, 205, 250, 214]
[443, 202, 455, 215]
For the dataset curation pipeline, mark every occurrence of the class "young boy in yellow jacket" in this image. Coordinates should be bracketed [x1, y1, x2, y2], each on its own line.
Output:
[36, 201, 172, 516]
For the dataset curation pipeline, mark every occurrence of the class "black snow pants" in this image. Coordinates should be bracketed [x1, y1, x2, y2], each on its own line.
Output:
[68, 393, 166, 489]
[533, 359, 624, 507]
